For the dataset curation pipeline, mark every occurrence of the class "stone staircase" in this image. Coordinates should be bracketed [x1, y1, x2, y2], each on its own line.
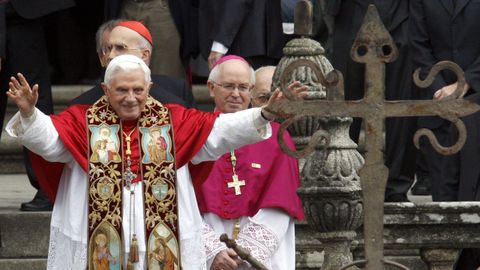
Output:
[0, 174, 48, 270]
[0, 211, 51, 270]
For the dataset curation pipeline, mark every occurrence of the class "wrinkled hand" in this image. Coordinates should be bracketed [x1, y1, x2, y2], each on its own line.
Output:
[433, 82, 469, 100]
[210, 249, 242, 270]
[6, 73, 38, 117]
[208, 51, 225, 70]
[261, 81, 309, 121]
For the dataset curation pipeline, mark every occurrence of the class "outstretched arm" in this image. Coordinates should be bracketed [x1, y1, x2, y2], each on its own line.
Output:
[5, 73, 71, 163]
[6, 73, 38, 117]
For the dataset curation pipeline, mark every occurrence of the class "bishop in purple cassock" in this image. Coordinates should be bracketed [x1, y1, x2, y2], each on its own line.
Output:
[190, 55, 304, 270]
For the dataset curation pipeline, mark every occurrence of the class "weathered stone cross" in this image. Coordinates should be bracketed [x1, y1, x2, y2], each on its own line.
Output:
[267, 5, 480, 270]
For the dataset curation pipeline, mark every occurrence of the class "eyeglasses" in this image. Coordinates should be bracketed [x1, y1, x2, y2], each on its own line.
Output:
[212, 81, 252, 93]
[101, 43, 142, 55]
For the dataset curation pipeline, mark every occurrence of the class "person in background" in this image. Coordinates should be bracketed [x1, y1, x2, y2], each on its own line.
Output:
[104, 0, 199, 80]
[69, 20, 195, 108]
[251, 66, 276, 107]
[198, 0, 285, 70]
[328, 0, 416, 202]
[191, 55, 304, 270]
[0, 0, 75, 211]
[410, 0, 480, 267]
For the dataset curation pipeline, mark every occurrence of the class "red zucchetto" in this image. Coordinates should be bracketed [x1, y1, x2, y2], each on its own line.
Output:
[118, 20, 153, 45]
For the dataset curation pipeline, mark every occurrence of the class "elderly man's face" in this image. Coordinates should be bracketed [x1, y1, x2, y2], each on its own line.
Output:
[105, 26, 149, 66]
[208, 60, 252, 113]
[102, 69, 151, 121]
[97, 29, 113, 68]
[251, 68, 275, 107]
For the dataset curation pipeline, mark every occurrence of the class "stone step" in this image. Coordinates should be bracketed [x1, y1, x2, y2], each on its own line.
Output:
[0, 258, 47, 270]
[0, 85, 213, 174]
[0, 175, 36, 210]
[0, 211, 50, 270]
[0, 211, 51, 258]
[0, 174, 53, 269]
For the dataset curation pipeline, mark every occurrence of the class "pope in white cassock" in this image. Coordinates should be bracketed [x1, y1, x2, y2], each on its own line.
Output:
[5, 55, 305, 270]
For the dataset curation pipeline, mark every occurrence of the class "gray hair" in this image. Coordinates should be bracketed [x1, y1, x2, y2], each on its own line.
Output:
[255, 65, 276, 76]
[95, 19, 125, 54]
[137, 35, 153, 52]
[123, 28, 153, 65]
[208, 60, 256, 84]
[104, 55, 151, 86]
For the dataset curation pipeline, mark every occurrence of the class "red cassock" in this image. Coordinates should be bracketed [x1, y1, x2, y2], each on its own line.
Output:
[191, 122, 305, 221]
[30, 104, 219, 202]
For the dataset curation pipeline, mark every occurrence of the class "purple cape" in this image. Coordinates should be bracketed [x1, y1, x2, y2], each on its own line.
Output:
[192, 122, 304, 220]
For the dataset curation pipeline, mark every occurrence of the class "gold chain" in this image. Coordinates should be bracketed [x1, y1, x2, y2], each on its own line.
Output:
[230, 150, 241, 239]
[123, 128, 136, 156]
[230, 150, 237, 174]
[122, 126, 140, 264]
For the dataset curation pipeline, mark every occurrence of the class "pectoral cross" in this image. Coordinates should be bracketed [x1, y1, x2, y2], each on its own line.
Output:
[124, 159, 137, 188]
[227, 174, 245, 195]
[123, 128, 137, 187]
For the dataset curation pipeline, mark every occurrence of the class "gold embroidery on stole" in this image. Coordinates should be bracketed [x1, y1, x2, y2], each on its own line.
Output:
[87, 96, 180, 269]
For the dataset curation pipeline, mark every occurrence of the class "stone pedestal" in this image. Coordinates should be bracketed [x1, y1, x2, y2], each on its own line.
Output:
[272, 36, 364, 269]
[420, 249, 459, 270]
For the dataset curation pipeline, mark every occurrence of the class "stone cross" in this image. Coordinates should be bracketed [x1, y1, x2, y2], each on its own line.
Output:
[267, 5, 480, 270]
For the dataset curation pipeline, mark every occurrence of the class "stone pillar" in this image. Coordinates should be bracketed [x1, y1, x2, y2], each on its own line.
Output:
[272, 37, 364, 269]
[420, 249, 460, 270]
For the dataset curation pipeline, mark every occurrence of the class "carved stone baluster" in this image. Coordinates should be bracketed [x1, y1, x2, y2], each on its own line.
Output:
[271, 2, 364, 269]
[420, 249, 460, 270]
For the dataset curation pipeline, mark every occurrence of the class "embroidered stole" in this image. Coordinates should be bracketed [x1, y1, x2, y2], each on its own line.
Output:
[86, 96, 180, 269]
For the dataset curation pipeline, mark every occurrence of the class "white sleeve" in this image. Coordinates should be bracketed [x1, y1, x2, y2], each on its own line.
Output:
[211, 41, 229, 54]
[202, 220, 227, 267]
[236, 208, 291, 266]
[191, 107, 272, 164]
[5, 108, 73, 163]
